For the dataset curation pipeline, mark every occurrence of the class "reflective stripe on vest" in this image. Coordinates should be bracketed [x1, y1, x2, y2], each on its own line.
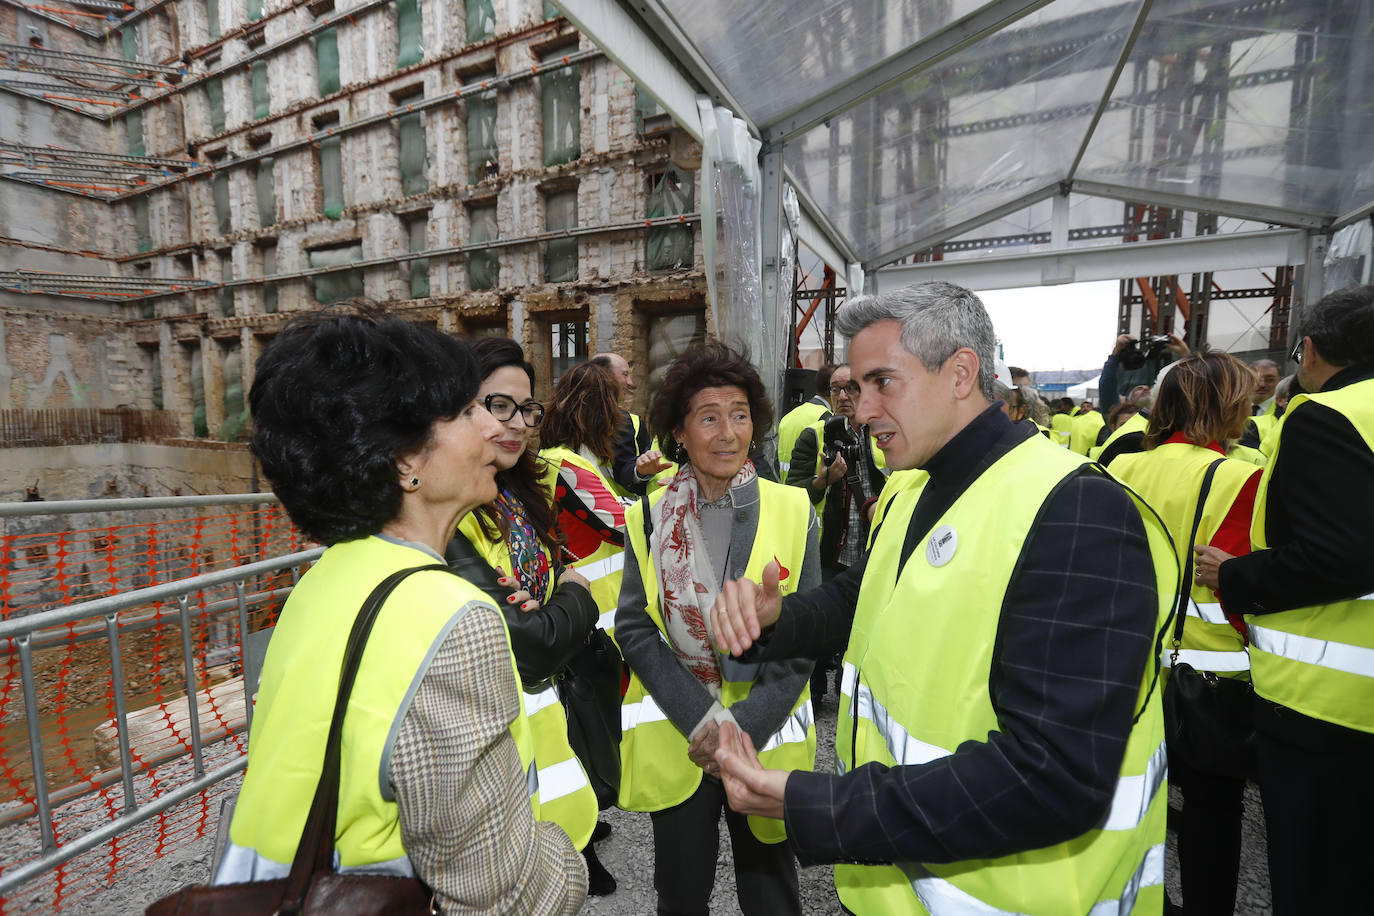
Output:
[1248, 622, 1374, 679]
[538, 757, 590, 803]
[218, 843, 414, 884]
[759, 700, 815, 753]
[1160, 648, 1250, 672]
[1187, 599, 1227, 626]
[900, 842, 1165, 916]
[597, 608, 617, 630]
[524, 683, 561, 717]
[578, 552, 625, 582]
[621, 692, 670, 731]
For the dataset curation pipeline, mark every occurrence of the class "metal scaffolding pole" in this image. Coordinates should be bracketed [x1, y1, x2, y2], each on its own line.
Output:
[0, 42, 183, 75]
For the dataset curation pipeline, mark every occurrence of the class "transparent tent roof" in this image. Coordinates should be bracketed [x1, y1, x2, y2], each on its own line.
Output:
[617, 0, 1374, 271]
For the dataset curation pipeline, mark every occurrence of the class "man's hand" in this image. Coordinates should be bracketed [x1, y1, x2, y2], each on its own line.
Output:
[635, 449, 672, 478]
[1113, 333, 1134, 356]
[714, 721, 787, 820]
[558, 567, 589, 591]
[821, 453, 848, 486]
[1193, 545, 1234, 591]
[711, 560, 783, 656]
[1166, 333, 1190, 358]
[688, 720, 721, 776]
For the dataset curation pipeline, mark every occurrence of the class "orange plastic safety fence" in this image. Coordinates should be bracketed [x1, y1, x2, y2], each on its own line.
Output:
[0, 507, 314, 913]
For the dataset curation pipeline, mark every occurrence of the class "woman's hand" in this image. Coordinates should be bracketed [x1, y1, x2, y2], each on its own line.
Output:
[688, 721, 721, 776]
[715, 721, 787, 819]
[635, 449, 672, 478]
[558, 568, 590, 591]
[496, 568, 541, 612]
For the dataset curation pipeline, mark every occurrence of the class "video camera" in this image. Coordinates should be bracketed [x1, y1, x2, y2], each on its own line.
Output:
[1119, 335, 1172, 371]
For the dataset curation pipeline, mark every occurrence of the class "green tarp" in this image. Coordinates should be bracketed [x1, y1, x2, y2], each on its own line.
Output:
[408, 218, 429, 298]
[396, 0, 422, 67]
[219, 254, 234, 316]
[399, 109, 428, 195]
[255, 157, 276, 227]
[212, 171, 231, 235]
[190, 347, 208, 437]
[246, 0, 263, 22]
[316, 27, 340, 95]
[647, 167, 694, 270]
[220, 345, 248, 440]
[125, 109, 144, 157]
[251, 61, 270, 119]
[466, 0, 494, 42]
[206, 77, 225, 133]
[320, 136, 344, 218]
[545, 190, 577, 282]
[309, 243, 364, 303]
[468, 205, 498, 290]
[133, 198, 152, 252]
[541, 55, 580, 166]
[466, 91, 497, 182]
[150, 349, 163, 409]
[206, 0, 221, 38]
[261, 242, 278, 313]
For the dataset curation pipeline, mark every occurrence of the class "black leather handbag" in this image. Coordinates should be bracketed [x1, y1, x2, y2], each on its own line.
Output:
[559, 627, 624, 809]
[147, 565, 449, 916]
[1161, 461, 1257, 781]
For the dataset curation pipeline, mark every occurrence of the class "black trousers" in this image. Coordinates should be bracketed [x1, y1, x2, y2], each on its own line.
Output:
[1169, 752, 1244, 915]
[1257, 728, 1374, 915]
[650, 777, 801, 916]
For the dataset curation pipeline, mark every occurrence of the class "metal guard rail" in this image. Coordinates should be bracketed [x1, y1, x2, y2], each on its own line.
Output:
[0, 546, 323, 898]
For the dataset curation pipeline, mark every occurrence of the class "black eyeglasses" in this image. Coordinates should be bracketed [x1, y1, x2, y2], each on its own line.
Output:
[1289, 335, 1305, 365]
[484, 394, 545, 427]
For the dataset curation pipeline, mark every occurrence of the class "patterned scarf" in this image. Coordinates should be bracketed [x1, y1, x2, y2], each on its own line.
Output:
[497, 488, 550, 602]
[652, 459, 757, 694]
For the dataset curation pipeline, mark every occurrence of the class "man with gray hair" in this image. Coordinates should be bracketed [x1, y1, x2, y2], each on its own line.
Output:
[1251, 357, 1280, 415]
[707, 281, 1177, 914]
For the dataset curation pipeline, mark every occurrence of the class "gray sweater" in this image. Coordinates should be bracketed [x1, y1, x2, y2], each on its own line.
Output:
[614, 474, 820, 745]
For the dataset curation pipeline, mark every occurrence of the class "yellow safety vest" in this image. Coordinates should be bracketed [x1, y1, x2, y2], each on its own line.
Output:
[539, 445, 629, 635]
[1069, 409, 1106, 455]
[836, 438, 1176, 915]
[1049, 412, 1074, 447]
[1111, 443, 1258, 678]
[1094, 411, 1150, 462]
[455, 514, 598, 849]
[1246, 380, 1374, 733]
[226, 537, 538, 874]
[777, 398, 832, 473]
[618, 479, 817, 843]
[1251, 413, 1281, 459]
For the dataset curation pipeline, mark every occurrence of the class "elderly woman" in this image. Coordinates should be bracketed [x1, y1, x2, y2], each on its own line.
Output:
[444, 336, 615, 893]
[616, 341, 818, 916]
[218, 306, 586, 913]
[1107, 350, 1262, 916]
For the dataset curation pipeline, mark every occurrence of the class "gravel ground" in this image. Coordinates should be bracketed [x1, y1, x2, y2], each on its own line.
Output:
[61, 686, 1274, 914]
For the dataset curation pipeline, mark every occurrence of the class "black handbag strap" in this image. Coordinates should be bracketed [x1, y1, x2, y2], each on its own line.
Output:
[279, 563, 451, 914]
[1170, 459, 1225, 655]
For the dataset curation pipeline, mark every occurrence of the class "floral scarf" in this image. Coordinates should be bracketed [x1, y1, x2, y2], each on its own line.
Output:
[652, 459, 757, 694]
[497, 488, 551, 601]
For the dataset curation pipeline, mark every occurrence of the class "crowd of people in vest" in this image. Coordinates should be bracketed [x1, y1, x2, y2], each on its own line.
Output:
[216, 279, 1374, 915]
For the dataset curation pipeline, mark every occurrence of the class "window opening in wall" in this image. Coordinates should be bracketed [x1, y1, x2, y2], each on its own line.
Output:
[205, 77, 226, 134]
[542, 1, 559, 20]
[219, 251, 235, 316]
[132, 197, 152, 252]
[465, 70, 498, 183]
[135, 262, 153, 318]
[319, 135, 344, 218]
[316, 26, 340, 95]
[467, 203, 498, 290]
[545, 189, 577, 283]
[212, 170, 231, 235]
[254, 156, 276, 227]
[125, 109, 144, 157]
[189, 345, 208, 437]
[121, 24, 138, 62]
[396, 0, 422, 67]
[466, 0, 494, 43]
[405, 215, 429, 298]
[221, 343, 249, 440]
[146, 346, 163, 409]
[206, 0, 221, 39]
[540, 49, 580, 166]
[469, 320, 505, 337]
[245, 0, 264, 22]
[259, 241, 278, 312]
[251, 60, 270, 119]
[309, 241, 364, 303]
[549, 319, 587, 386]
[647, 167, 694, 270]
[396, 92, 428, 195]
[647, 311, 706, 389]
[635, 85, 671, 136]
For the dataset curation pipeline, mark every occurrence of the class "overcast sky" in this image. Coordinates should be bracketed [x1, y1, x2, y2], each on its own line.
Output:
[978, 281, 1120, 374]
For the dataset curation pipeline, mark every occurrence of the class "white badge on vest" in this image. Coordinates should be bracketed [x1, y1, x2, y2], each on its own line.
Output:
[926, 525, 958, 567]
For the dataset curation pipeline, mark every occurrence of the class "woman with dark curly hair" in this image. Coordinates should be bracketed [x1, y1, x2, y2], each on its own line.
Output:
[216, 304, 586, 913]
[1107, 350, 1262, 916]
[615, 341, 819, 915]
[444, 336, 617, 894]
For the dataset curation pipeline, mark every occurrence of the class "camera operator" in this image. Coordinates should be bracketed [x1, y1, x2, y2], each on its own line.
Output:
[1099, 331, 1189, 410]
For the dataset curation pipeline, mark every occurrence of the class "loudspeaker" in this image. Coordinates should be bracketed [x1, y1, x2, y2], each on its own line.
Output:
[781, 368, 817, 412]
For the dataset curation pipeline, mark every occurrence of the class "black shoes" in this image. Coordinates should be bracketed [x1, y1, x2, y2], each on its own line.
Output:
[583, 844, 617, 896]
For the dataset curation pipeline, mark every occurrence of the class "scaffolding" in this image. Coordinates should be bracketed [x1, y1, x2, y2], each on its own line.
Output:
[0, 140, 207, 199]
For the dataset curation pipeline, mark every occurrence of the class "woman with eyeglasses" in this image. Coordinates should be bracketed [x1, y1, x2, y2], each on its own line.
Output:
[444, 337, 615, 892]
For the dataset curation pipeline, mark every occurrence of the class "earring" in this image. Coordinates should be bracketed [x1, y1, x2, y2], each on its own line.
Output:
[409, 476, 420, 489]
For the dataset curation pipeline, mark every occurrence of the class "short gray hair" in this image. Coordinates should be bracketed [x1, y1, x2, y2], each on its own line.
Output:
[836, 282, 997, 399]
